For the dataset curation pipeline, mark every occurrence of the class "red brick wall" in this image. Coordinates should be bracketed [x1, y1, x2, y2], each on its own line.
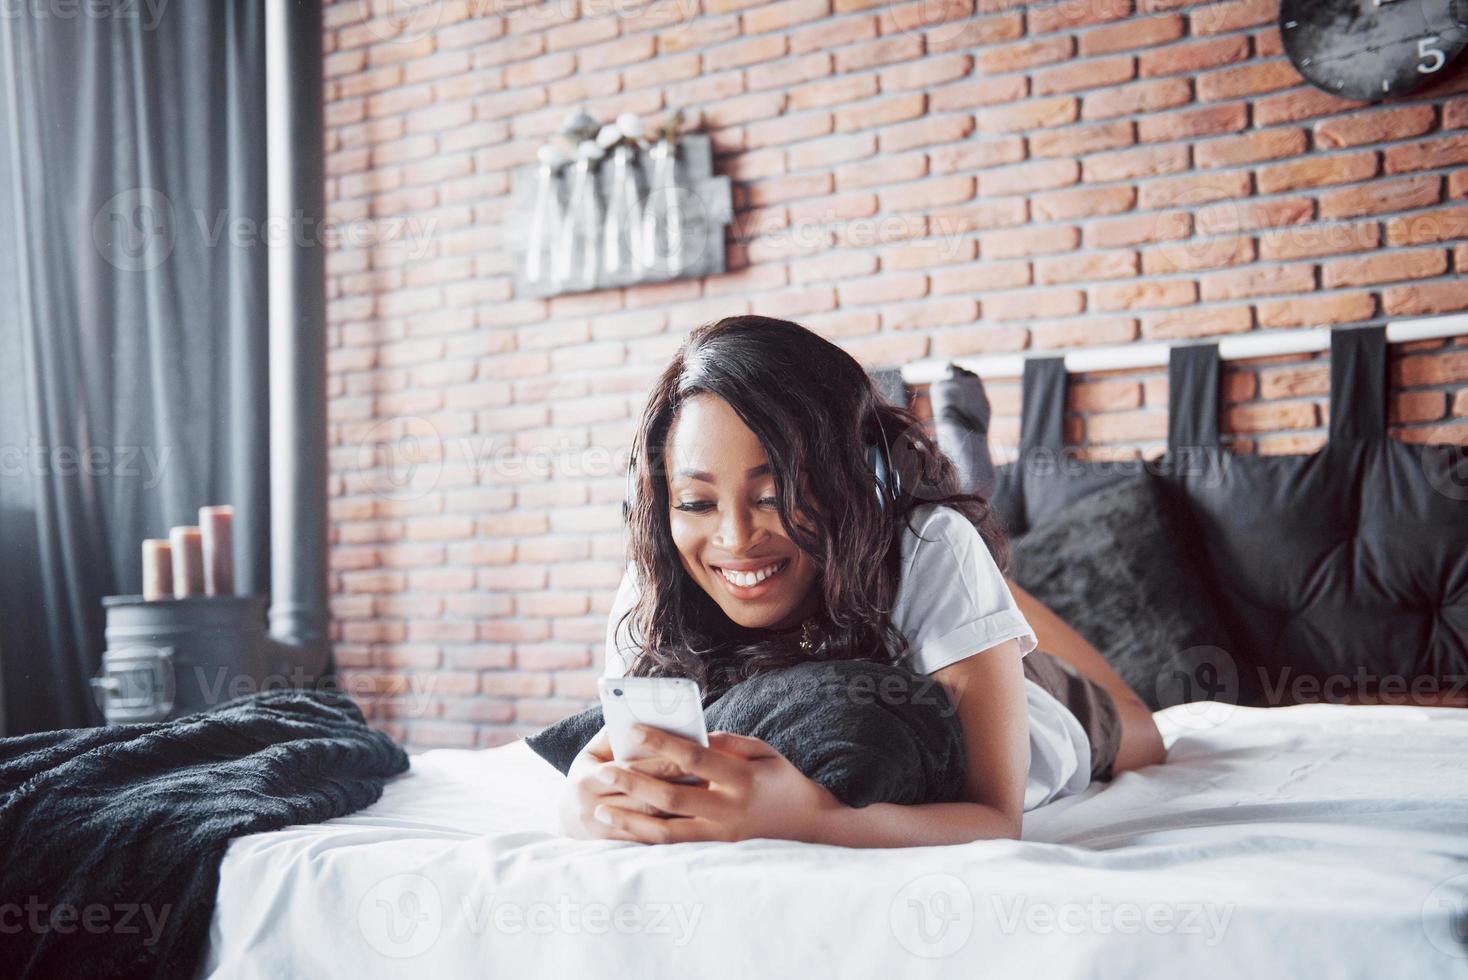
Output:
[320, 0, 1468, 748]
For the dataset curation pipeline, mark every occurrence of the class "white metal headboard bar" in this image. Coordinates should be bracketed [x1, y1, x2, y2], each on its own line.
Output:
[898, 313, 1468, 384]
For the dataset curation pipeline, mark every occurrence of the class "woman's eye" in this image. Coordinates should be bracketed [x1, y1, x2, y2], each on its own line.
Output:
[672, 498, 777, 512]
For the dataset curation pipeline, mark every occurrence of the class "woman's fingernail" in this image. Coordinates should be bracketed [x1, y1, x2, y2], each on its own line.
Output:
[596, 767, 616, 784]
[628, 728, 646, 744]
[594, 805, 613, 824]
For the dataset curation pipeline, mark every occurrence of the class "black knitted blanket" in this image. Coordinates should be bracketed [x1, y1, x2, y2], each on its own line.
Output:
[0, 688, 409, 980]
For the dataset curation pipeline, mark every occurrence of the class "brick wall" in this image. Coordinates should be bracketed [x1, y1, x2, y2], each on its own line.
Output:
[320, 0, 1468, 749]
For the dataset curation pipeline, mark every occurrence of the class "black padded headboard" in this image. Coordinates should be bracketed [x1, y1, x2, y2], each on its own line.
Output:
[992, 325, 1468, 706]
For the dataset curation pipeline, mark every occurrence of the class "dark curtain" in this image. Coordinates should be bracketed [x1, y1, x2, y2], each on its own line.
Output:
[0, 2, 271, 734]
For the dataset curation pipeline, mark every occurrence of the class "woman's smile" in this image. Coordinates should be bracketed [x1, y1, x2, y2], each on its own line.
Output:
[711, 557, 791, 598]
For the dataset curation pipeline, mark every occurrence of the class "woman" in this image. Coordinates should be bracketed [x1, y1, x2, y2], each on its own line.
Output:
[557, 315, 1166, 847]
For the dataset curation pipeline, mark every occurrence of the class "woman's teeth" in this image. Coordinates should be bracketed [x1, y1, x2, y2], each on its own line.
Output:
[716, 559, 787, 588]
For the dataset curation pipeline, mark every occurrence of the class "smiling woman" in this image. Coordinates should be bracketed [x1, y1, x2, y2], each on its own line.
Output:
[557, 314, 1166, 848]
[611, 315, 1010, 699]
[665, 396, 823, 635]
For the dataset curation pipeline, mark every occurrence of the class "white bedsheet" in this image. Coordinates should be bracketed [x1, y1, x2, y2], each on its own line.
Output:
[202, 702, 1468, 979]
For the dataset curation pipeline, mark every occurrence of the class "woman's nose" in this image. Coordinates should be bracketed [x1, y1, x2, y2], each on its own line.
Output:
[714, 503, 758, 551]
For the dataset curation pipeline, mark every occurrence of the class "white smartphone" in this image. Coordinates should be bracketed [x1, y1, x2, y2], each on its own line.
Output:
[597, 676, 709, 785]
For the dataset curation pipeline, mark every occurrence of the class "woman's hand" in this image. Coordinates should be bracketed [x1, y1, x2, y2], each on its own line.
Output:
[589, 725, 846, 845]
[558, 725, 701, 841]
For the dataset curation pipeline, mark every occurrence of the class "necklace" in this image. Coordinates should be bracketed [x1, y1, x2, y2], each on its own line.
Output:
[757, 614, 821, 651]
[797, 616, 820, 652]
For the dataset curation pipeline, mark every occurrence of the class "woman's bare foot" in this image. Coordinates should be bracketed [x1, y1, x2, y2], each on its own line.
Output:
[928, 363, 997, 499]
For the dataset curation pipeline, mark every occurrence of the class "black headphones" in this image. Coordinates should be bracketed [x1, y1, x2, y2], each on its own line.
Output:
[622, 418, 902, 523]
[866, 415, 902, 513]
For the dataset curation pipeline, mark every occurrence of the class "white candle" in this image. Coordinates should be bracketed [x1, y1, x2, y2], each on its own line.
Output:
[200, 505, 235, 596]
[142, 539, 173, 601]
[170, 526, 205, 598]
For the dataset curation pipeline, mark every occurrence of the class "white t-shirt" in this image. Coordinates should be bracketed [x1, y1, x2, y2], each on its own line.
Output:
[602, 503, 1093, 810]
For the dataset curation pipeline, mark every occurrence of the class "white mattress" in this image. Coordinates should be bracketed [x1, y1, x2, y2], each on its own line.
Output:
[201, 702, 1468, 979]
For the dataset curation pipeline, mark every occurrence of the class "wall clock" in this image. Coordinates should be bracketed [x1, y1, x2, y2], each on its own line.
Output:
[1280, 0, 1468, 101]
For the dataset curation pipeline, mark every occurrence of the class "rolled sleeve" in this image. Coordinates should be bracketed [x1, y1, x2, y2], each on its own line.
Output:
[918, 609, 1039, 674]
[894, 505, 1039, 676]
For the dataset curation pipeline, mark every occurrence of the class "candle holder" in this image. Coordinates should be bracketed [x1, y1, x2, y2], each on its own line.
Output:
[94, 503, 318, 725]
[92, 595, 272, 723]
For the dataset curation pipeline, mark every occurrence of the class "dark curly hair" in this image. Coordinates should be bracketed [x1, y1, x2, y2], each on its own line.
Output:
[618, 314, 1009, 703]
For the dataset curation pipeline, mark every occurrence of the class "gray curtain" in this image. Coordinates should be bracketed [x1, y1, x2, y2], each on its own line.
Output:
[0, 2, 271, 733]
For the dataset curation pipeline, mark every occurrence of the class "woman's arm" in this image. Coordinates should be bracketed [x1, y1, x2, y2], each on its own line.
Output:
[809, 799, 1018, 848]
[594, 639, 1032, 849]
[808, 637, 1030, 847]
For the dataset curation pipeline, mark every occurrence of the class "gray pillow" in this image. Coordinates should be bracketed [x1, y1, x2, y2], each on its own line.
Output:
[526, 659, 968, 808]
[1007, 474, 1236, 712]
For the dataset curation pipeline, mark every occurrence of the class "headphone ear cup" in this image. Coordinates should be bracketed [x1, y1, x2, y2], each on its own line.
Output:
[866, 441, 890, 512]
[887, 438, 903, 501]
[623, 450, 636, 524]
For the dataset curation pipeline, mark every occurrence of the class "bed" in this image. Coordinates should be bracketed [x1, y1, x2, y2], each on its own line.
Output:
[200, 699, 1468, 978]
[196, 326, 1468, 977]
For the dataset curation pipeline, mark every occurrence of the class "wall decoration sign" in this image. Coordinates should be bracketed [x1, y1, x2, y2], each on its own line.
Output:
[509, 108, 733, 298]
[1280, 0, 1468, 101]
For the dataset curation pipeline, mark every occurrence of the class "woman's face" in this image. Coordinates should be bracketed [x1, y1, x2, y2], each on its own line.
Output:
[663, 393, 821, 632]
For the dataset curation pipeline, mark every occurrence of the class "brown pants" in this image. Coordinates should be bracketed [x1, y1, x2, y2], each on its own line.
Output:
[1022, 648, 1123, 782]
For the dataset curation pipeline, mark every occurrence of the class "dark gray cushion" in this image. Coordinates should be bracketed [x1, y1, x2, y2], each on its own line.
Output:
[526, 659, 967, 809]
[1007, 474, 1237, 712]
